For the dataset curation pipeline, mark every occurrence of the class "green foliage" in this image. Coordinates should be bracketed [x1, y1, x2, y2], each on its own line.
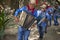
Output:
[0, 10, 10, 39]
[0, 10, 4, 30]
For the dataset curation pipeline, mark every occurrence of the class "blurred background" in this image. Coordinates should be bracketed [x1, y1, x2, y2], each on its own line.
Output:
[0, 0, 60, 40]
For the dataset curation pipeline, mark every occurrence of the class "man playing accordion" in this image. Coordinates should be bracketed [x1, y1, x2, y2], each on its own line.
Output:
[14, 0, 38, 40]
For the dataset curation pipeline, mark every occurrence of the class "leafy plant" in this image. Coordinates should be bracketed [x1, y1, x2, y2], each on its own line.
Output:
[0, 10, 10, 40]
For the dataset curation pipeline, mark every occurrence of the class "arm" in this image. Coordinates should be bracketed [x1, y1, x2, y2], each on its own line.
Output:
[38, 17, 45, 25]
[14, 6, 27, 22]
[37, 11, 46, 25]
[14, 9, 22, 23]
[14, 6, 27, 17]
[14, 9, 22, 17]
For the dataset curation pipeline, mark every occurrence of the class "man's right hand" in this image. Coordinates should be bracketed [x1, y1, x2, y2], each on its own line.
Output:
[14, 16, 19, 23]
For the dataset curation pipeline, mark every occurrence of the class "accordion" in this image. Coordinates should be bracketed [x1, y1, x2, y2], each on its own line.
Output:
[18, 11, 36, 29]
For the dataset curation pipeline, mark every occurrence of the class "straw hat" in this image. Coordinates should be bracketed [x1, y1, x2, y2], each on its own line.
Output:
[40, 4, 47, 8]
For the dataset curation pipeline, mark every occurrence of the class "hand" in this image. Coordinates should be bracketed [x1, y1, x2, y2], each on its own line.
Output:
[14, 17, 19, 23]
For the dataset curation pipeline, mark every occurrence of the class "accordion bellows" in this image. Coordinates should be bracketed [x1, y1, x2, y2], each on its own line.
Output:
[19, 11, 36, 29]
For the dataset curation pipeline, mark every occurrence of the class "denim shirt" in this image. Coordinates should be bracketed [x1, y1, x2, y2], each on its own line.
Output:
[37, 10, 46, 23]
[46, 7, 54, 13]
[46, 7, 54, 20]
[37, 10, 47, 27]
[14, 6, 37, 18]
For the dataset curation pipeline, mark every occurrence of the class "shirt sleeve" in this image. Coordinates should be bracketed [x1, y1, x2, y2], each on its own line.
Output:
[14, 6, 27, 17]
[34, 10, 41, 18]
[14, 9, 21, 17]
[33, 10, 37, 18]
[37, 10, 41, 17]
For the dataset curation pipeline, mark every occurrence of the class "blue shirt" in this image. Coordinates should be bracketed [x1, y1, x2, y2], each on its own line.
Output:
[46, 7, 54, 13]
[14, 6, 37, 18]
[37, 10, 47, 26]
[46, 7, 54, 20]
[37, 10, 46, 23]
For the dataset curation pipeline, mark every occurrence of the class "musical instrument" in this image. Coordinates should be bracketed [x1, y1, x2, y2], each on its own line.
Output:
[19, 11, 36, 29]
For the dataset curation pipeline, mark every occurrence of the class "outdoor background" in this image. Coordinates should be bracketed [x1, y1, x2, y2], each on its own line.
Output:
[0, 0, 60, 40]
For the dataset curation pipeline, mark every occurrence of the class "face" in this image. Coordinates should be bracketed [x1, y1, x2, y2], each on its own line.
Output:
[29, 3, 35, 9]
[41, 8, 46, 12]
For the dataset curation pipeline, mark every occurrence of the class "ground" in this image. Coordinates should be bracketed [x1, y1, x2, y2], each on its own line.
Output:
[2, 18, 60, 40]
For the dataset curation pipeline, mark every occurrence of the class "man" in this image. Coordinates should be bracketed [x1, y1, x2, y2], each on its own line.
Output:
[37, 4, 47, 40]
[46, 4, 54, 26]
[14, 0, 37, 40]
[53, 5, 59, 26]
